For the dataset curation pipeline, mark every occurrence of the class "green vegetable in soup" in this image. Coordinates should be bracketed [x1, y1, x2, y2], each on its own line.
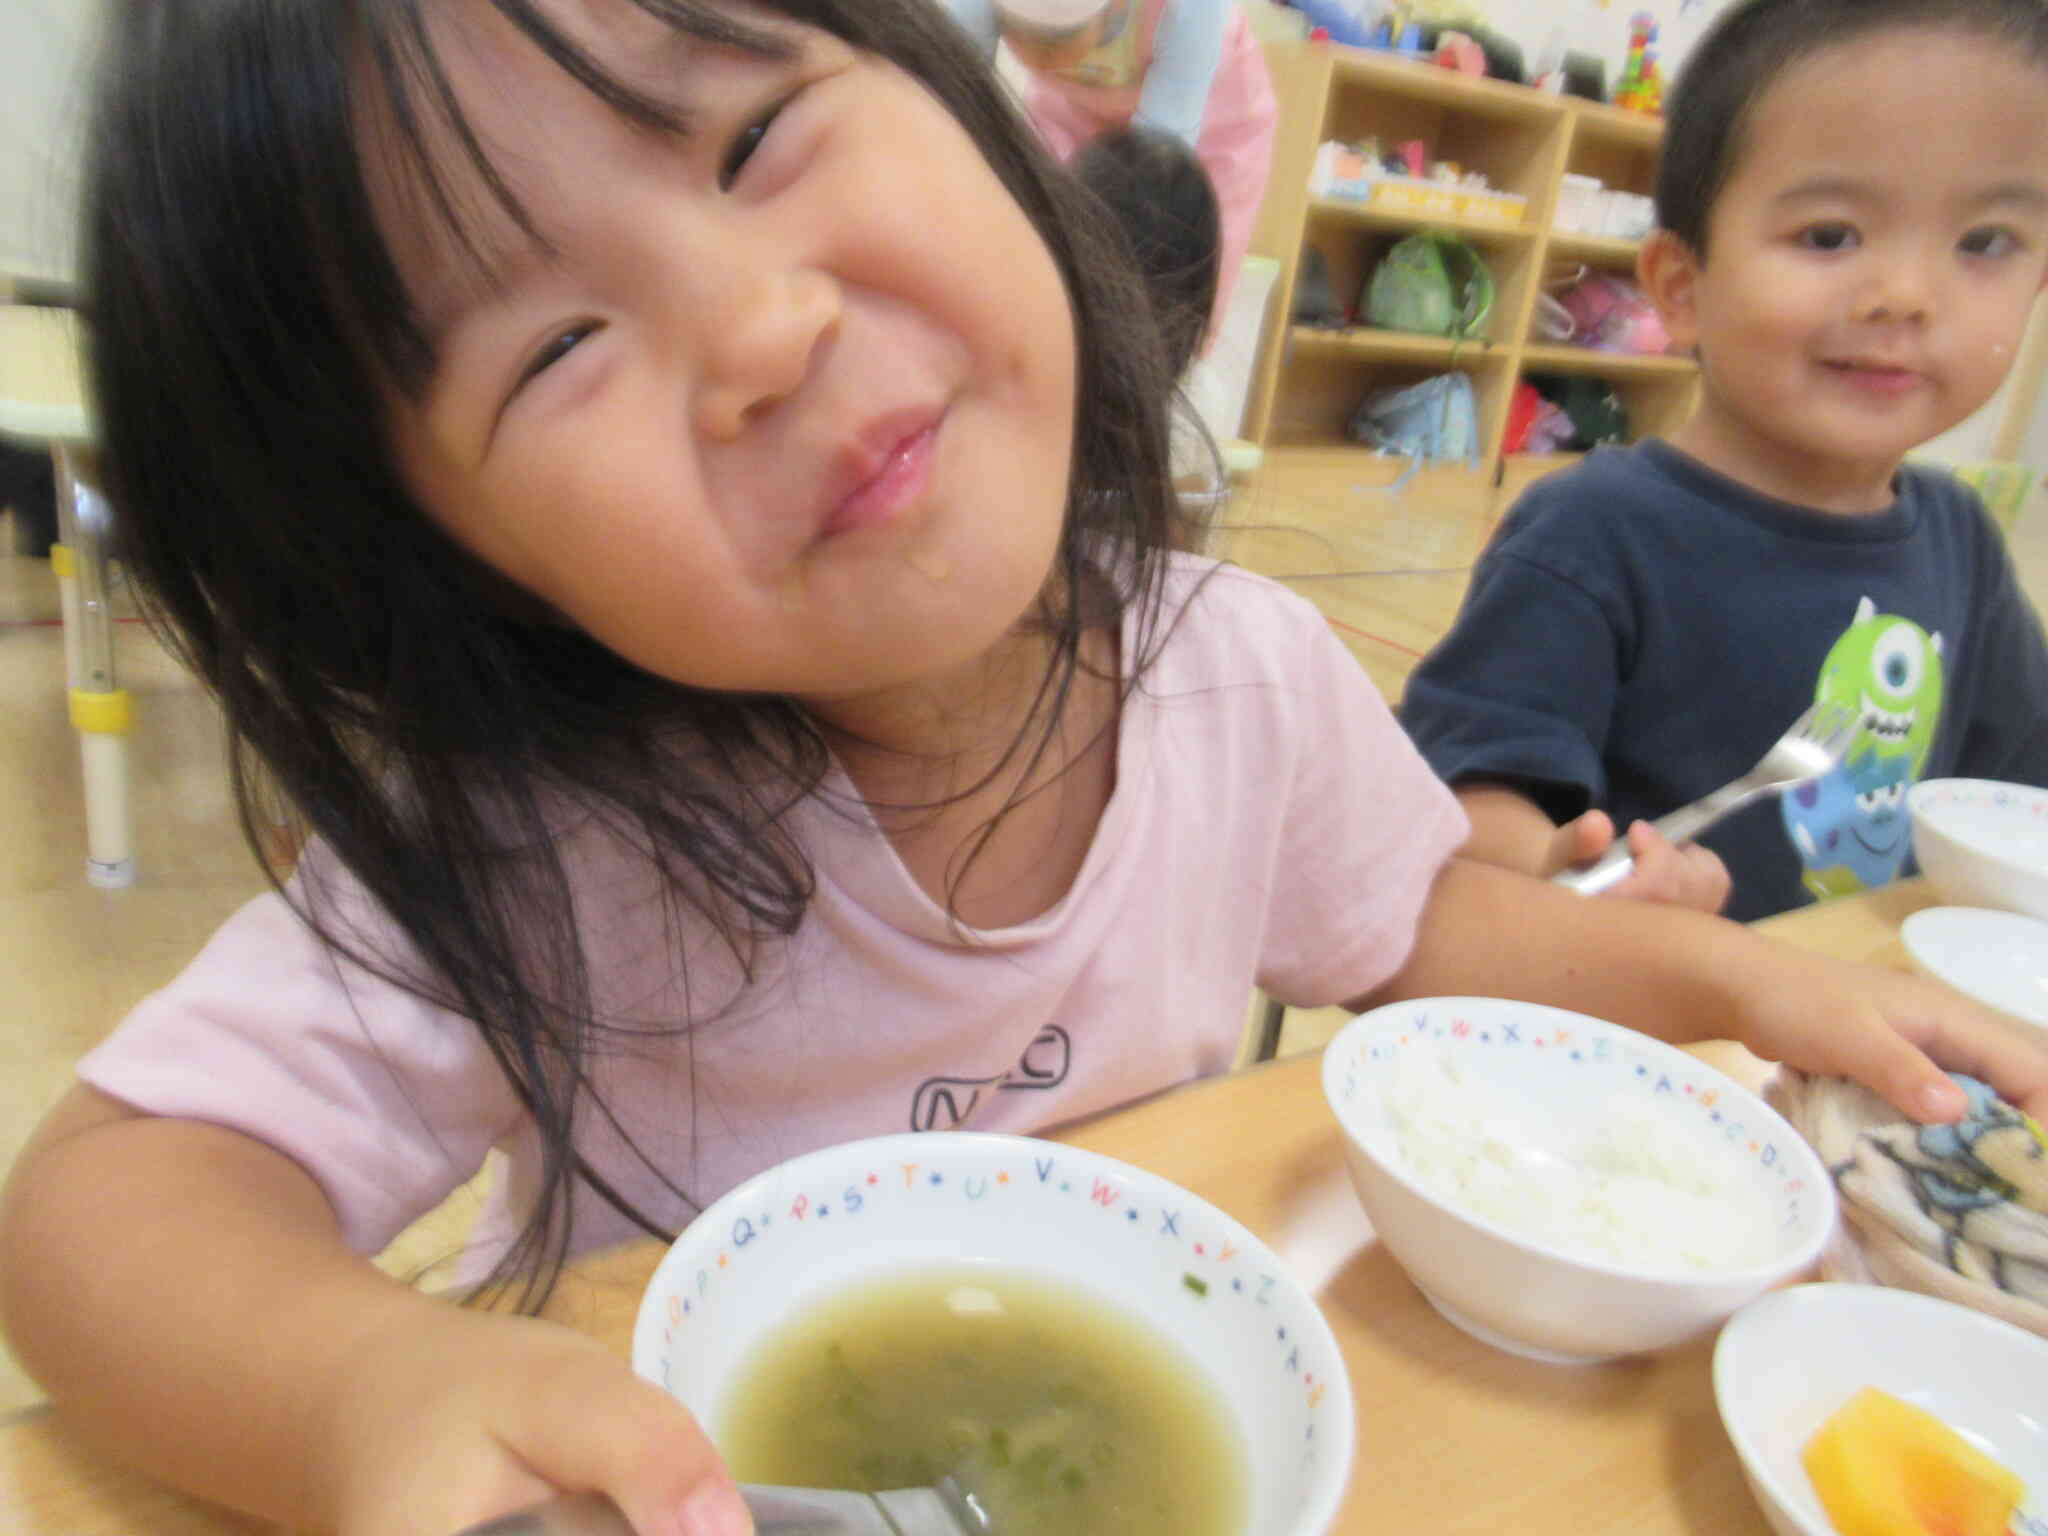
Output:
[719, 1268, 1249, 1536]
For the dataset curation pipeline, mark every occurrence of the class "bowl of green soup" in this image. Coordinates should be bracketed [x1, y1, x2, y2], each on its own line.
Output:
[630, 1132, 1353, 1535]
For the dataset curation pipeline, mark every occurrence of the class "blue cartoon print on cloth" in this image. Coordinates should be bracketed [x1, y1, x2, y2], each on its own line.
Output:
[1783, 596, 1946, 900]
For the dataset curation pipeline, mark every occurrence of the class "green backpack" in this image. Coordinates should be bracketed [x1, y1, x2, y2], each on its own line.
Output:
[1364, 231, 1495, 339]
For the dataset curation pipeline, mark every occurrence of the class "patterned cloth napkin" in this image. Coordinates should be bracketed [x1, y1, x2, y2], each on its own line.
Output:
[1770, 1071, 2048, 1339]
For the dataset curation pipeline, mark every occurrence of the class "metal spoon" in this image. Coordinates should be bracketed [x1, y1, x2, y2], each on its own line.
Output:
[453, 1477, 993, 1536]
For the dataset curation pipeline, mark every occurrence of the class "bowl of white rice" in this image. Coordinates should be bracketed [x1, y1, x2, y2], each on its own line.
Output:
[1322, 998, 1835, 1364]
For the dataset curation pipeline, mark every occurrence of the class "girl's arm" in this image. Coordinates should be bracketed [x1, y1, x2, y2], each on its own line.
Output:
[0, 1085, 748, 1536]
[1357, 856, 2048, 1125]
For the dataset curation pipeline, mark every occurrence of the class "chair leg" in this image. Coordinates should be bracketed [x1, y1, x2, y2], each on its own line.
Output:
[54, 444, 135, 888]
[1254, 994, 1288, 1062]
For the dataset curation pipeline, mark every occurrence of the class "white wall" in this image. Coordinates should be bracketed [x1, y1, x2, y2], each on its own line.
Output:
[1452, 0, 1728, 89]
[1917, 309, 2047, 471]
[1919, 366, 2023, 466]
[1, 0, 104, 280]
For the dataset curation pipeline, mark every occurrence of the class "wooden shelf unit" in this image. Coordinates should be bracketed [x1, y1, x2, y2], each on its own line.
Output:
[1242, 42, 1699, 494]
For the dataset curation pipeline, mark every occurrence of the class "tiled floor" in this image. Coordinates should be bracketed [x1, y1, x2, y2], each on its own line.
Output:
[2, 459, 2043, 1415]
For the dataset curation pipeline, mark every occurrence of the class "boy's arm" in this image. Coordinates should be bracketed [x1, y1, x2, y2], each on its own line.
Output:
[1353, 857, 2048, 1125]
[1454, 781, 1591, 875]
[0, 1085, 744, 1536]
[1455, 782, 1731, 912]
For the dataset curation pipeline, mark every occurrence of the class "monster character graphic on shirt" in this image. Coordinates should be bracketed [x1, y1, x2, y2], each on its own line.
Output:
[1782, 597, 1945, 900]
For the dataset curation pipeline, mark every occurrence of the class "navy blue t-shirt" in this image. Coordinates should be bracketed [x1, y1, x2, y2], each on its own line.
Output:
[1401, 440, 2048, 920]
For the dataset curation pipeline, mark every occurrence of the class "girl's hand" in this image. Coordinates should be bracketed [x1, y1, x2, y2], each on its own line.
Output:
[1549, 813, 1732, 913]
[1725, 941, 2048, 1127]
[319, 1304, 751, 1536]
[1374, 859, 2048, 1131]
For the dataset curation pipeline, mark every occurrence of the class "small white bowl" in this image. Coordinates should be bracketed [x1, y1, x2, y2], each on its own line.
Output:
[1714, 1283, 2048, 1536]
[1901, 905, 2048, 1031]
[1909, 778, 2048, 921]
[1322, 998, 1835, 1364]
[630, 1132, 1354, 1535]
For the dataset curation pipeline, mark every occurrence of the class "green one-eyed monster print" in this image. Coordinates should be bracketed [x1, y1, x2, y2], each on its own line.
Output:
[1781, 597, 1946, 901]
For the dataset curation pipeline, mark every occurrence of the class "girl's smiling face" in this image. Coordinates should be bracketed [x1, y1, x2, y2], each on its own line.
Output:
[1647, 30, 2048, 512]
[378, 0, 1077, 714]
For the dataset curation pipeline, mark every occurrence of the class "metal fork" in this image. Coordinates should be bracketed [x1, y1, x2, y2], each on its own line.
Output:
[1554, 701, 1861, 896]
[453, 1479, 993, 1536]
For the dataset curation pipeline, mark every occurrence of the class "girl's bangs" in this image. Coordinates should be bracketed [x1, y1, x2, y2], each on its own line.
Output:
[343, 0, 795, 395]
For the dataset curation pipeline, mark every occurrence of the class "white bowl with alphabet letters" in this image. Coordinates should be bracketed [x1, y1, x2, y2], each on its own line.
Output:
[631, 1132, 1353, 1535]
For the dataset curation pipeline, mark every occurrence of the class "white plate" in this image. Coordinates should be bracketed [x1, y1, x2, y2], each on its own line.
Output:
[1714, 1284, 2048, 1536]
[1901, 905, 2048, 1030]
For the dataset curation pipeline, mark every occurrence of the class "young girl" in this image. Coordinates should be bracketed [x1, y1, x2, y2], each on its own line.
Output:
[1, 3, 2043, 1535]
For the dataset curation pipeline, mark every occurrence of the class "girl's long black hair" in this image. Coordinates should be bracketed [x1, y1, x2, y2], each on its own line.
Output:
[83, 0, 1187, 1305]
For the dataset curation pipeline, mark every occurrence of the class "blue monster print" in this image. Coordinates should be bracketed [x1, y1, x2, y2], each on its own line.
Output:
[1784, 748, 1915, 900]
[1782, 597, 1945, 901]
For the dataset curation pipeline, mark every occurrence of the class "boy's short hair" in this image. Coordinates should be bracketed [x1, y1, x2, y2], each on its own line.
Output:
[1656, 0, 2048, 255]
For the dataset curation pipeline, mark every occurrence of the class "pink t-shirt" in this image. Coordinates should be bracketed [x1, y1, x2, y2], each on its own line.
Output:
[79, 558, 1464, 1264]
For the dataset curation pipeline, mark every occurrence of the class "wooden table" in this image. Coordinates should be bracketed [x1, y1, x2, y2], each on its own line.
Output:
[0, 880, 1940, 1534]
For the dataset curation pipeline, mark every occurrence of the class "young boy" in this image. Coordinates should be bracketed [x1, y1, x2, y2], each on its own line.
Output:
[1401, 0, 2048, 922]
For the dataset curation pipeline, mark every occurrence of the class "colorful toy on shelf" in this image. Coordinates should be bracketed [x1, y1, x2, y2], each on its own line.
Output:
[1306, 139, 1530, 225]
[1282, 0, 1384, 48]
[1615, 11, 1665, 114]
[1433, 30, 1487, 75]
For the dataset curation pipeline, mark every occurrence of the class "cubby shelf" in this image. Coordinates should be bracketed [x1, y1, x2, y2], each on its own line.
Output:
[1545, 231, 1648, 268]
[1243, 40, 1699, 492]
[1306, 197, 1540, 246]
[1288, 327, 1507, 364]
[1519, 344, 1697, 378]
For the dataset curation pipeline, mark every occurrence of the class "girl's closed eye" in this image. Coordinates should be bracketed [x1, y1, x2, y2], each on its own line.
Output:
[720, 99, 786, 190]
[720, 84, 826, 194]
[718, 61, 849, 197]
[516, 321, 603, 391]
[487, 319, 607, 442]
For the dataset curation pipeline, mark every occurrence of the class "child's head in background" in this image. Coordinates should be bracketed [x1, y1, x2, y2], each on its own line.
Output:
[1073, 124, 1223, 383]
[1640, 0, 2048, 512]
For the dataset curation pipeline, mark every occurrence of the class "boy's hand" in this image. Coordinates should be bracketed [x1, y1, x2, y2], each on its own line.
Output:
[319, 1305, 751, 1536]
[1549, 812, 1732, 913]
